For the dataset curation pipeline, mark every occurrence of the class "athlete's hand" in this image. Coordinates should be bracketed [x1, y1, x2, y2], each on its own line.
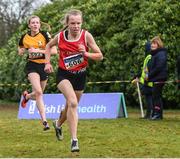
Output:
[18, 48, 26, 56]
[44, 63, 54, 73]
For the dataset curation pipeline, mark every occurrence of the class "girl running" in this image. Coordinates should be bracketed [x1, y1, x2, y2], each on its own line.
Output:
[18, 15, 57, 131]
[44, 9, 103, 152]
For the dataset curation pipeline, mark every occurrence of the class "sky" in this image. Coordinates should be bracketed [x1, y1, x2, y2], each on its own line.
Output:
[0, 0, 52, 21]
[0, 0, 52, 12]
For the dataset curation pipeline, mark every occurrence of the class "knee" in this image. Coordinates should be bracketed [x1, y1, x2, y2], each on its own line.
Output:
[34, 90, 43, 97]
[67, 98, 78, 108]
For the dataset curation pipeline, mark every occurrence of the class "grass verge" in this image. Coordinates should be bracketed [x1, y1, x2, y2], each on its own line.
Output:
[0, 103, 179, 158]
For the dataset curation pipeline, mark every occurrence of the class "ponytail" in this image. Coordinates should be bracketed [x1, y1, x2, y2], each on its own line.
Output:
[41, 21, 51, 32]
[61, 25, 68, 31]
[51, 25, 68, 37]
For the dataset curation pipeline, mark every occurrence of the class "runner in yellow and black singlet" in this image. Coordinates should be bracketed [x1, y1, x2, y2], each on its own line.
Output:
[18, 15, 57, 131]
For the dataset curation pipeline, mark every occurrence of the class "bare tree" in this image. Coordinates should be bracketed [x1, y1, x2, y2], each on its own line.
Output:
[0, 0, 51, 46]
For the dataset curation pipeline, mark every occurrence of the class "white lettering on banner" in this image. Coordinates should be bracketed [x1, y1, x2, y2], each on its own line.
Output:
[78, 105, 106, 113]
[46, 105, 56, 113]
[28, 102, 106, 115]
[19, 93, 127, 119]
[57, 105, 65, 113]
[29, 101, 36, 114]
[45, 104, 65, 114]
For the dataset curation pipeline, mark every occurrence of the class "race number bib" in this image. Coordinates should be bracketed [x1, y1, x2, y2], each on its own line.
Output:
[64, 54, 84, 69]
[29, 52, 44, 59]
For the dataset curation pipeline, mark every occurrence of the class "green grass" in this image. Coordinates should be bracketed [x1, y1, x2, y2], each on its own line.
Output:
[0, 103, 180, 158]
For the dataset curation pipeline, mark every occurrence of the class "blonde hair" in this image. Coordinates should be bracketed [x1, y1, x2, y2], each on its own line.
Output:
[151, 36, 164, 48]
[60, 9, 83, 30]
[27, 15, 40, 25]
[27, 15, 51, 31]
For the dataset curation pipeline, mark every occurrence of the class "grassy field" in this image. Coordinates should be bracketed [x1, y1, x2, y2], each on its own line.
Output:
[0, 103, 180, 158]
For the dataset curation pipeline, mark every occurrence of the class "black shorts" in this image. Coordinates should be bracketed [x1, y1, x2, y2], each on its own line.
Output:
[56, 68, 86, 91]
[25, 61, 48, 81]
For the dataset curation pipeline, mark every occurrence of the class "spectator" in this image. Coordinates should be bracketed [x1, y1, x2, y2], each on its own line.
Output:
[147, 36, 168, 120]
[132, 41, 153, 119]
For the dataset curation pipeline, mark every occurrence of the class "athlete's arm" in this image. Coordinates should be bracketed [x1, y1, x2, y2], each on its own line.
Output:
[49, 45, 58, 55]
[84, 31, 103, 61]
[45, 34, 58, 62]
[41, 31, 57, 55]
[18, 35, 26, 56]
[44, 34, 58, 73]
[18, 47, 26, 56]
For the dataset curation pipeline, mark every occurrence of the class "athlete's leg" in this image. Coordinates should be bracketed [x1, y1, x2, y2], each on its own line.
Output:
[56, 104, 67, 127]
[25, 77, 47, 101]
[56, 90, 83, 127]
[40, 80, 48, 92]
[28, 72, 47, 122]
[25, 91, 36, 100]
[57, 79, 80, 140]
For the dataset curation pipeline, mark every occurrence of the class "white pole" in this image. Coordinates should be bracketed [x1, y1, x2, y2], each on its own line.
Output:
[136, 81, 144, 118]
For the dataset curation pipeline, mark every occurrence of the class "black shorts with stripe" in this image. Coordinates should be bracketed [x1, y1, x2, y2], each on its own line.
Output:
[56, 67, 86, 91]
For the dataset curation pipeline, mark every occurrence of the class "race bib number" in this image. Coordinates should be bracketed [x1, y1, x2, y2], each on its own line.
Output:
[29, 52, 44, 59]
[64, 54, 84, 69]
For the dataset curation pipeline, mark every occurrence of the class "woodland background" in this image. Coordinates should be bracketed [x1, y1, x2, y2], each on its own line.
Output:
[0, 0, 179, 108]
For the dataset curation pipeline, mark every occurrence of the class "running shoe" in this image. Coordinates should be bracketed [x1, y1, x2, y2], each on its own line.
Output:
[71, 139, 80, 152]
[53, 120, 63, 140]
[43, 121, 50, 131]
[21, 90, 29, 108]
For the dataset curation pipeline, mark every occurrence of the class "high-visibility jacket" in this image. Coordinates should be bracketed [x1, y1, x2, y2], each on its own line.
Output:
[139, 54, 153, 87]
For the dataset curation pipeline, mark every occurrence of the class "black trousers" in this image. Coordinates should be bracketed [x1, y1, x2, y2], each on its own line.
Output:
[145, 94, 153, 115]
[140, 84, 153, 117]
[152, 83, 165, 116]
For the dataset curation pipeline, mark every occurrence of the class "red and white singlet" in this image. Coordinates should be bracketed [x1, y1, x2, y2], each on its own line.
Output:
[58, 29, 89, 71]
